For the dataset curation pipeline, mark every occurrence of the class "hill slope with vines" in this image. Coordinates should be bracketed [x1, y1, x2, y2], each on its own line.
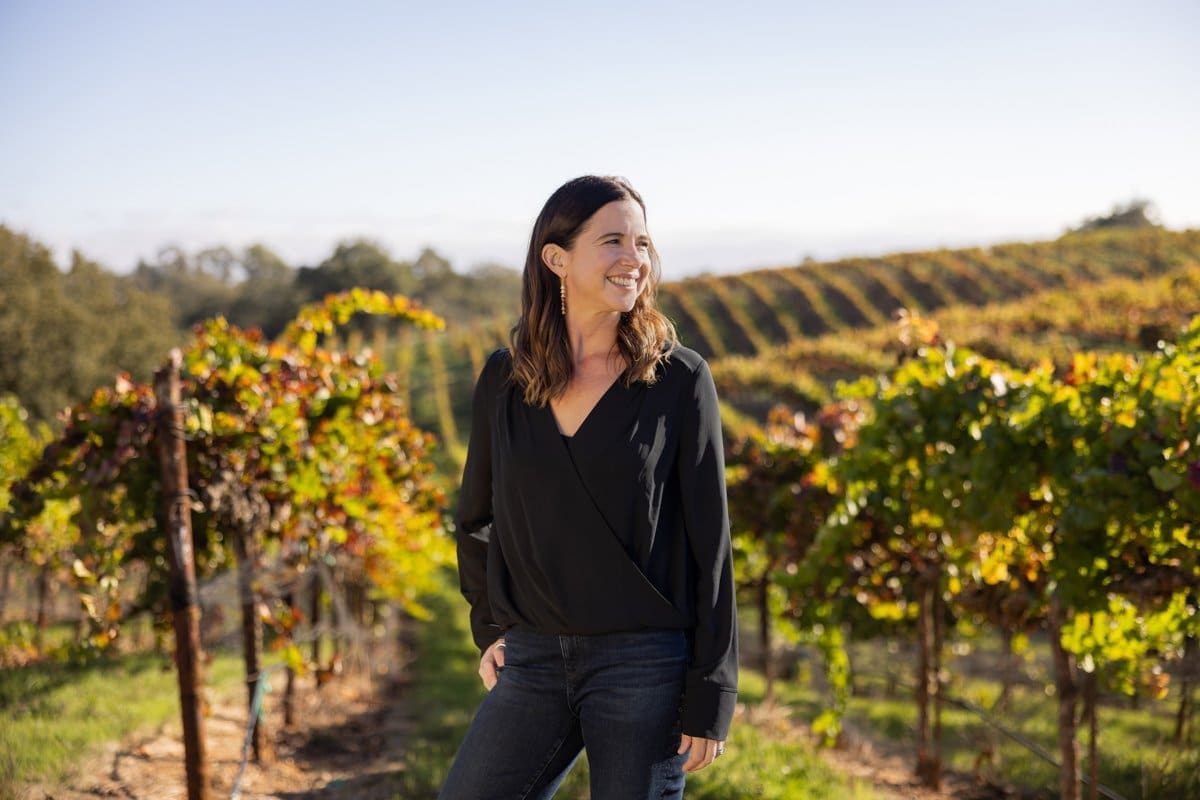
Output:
[390, 227, 1200, 463]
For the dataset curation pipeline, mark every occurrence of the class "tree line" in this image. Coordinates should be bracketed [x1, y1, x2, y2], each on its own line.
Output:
[0, 224, 521, 425]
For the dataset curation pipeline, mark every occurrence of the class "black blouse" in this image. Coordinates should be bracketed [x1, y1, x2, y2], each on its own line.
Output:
[454, 345, 739, 740]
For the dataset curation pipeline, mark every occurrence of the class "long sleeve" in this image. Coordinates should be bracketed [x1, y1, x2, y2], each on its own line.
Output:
[455, 349, 507, 654]
[676, 357, 739, 740]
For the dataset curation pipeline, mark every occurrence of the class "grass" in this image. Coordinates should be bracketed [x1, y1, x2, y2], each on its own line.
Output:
[394, 571, 877, 799]
[0, 619, 81, 658]
[390, 576, 592, 797]
[22, 582, 1193, 799]
[0, 647, 243, 800]
[757, 633, 1200, 800]
[691, 668, 876, 800]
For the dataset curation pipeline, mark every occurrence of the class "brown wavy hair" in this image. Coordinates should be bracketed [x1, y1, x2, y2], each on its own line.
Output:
[510, 175, 678, 407]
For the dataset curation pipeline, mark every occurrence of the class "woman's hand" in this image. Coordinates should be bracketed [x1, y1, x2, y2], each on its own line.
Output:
[478, 638, 506, 690]
[677, 734, 726, 772]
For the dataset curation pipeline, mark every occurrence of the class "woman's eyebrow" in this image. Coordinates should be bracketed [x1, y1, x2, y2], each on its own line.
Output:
[592, 231, 649, 242]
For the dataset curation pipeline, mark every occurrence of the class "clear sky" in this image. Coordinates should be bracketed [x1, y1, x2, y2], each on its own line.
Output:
[2, 0, 1197, 279]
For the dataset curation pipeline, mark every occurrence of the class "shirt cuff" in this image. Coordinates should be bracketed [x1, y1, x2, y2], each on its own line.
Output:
[471, 618, 504, 656]
[680, 680, 738, 741]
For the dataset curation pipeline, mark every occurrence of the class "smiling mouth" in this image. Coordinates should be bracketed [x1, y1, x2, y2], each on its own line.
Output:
[607, 275, 638, 289]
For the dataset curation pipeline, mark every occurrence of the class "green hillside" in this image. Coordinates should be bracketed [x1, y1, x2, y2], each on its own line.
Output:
[711, 260, 1200, 425]
[397, 227, 1200, 465]
[659, 227, 1200, 360]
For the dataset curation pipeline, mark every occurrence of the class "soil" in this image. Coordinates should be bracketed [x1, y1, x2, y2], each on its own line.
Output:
[735, 698, 1031, 800]
[20, 640, 1038, 800]
[818, 723, 1035, 800]
[19, 650, 418, 800]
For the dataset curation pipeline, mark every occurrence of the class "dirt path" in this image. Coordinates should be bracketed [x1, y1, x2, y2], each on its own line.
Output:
[21, 645, 418, 800]
[31, 687, 1022, 800]
[818, 728, 1029, 800]
[730, 697, 1031, 800]
[22, 632, 1036, 800]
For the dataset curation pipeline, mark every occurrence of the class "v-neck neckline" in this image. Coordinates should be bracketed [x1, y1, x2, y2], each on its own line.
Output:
[550, 375, 624, 440]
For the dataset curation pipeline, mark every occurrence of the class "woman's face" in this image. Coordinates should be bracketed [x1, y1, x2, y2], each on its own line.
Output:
[544, 198, 652, 318]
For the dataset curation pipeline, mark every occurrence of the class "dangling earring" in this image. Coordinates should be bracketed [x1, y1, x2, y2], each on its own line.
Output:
[560, 276, 567, 316]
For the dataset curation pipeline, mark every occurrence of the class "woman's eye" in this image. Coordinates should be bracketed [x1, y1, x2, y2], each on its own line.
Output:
[637, 242, 651, 250]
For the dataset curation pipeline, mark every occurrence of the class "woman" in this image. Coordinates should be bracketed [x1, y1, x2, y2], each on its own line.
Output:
[440, 176, 738, 799]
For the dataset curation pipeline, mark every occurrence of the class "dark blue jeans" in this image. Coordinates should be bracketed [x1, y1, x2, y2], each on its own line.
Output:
[438, 626, 690, 799]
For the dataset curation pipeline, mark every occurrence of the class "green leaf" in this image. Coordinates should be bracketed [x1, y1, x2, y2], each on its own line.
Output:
[1149, 466, 1183, 492]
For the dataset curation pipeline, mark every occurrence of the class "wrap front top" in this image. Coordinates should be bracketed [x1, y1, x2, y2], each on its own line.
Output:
[454, 344, 738, 740]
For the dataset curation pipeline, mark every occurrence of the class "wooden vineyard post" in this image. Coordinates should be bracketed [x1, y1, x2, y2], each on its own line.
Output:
[155, 349, 211, 800]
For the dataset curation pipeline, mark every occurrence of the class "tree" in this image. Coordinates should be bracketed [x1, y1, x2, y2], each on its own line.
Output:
[3, 289, 453, 763]
[806, 341, 1018, 787]
[726, 405, 850, 701]
[795, 315, 1200, 799]
[1067, 199, 1160, 235]
[0, 226, 179, 424]
[227, 244, 303, 338]
[130, 245, 239, 331]
[296, 240, 416, 302]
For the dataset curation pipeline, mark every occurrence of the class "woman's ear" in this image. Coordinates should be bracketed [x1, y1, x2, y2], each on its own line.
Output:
[541, 243, 566, 277]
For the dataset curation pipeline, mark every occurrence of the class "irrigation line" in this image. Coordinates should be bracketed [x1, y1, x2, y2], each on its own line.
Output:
[215, 561, 390, 800]
[229, 666, 275, 800]
[225, 566, 381, 800]
[225, 633, 373, 800]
